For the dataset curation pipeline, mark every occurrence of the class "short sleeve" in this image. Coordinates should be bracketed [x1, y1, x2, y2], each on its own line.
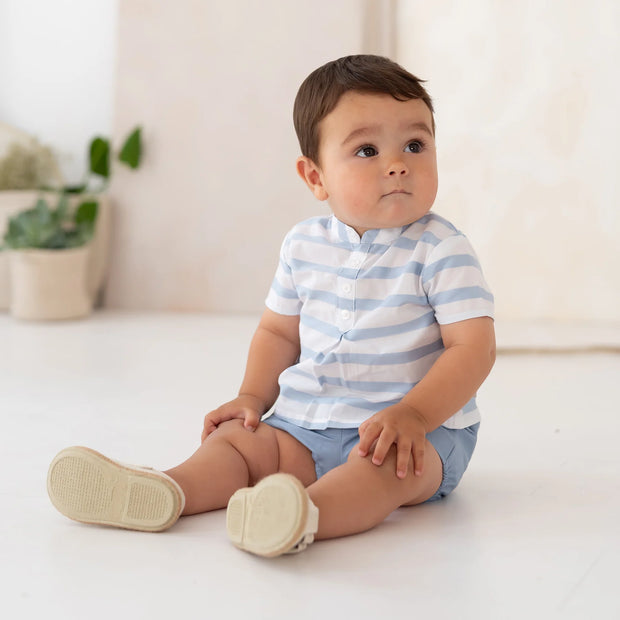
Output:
[421, 233, 494, 325]
[265, 231, 302, 316]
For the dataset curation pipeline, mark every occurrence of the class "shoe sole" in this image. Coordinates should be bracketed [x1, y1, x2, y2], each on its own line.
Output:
[226, 474, 309, 557]
[47, 446, 183, 532]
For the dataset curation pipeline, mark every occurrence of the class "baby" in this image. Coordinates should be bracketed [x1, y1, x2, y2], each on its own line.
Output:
[48, 55, 495, 557]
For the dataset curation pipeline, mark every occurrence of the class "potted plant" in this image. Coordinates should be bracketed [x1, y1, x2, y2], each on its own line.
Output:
[0, 127, 142, 320]
[2, 195, 97, 319]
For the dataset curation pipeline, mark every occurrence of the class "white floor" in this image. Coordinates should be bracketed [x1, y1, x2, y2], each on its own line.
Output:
[1, 311, 619, 620]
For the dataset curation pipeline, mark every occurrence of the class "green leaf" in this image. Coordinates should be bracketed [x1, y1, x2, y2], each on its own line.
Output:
[12, 209, 44, 247]
[90, 137, 110, 178]
[2, 217, 28, 249]
[34, 198, 52, 222]
[54, 194, 69, 224]
[1, 194, 97, 250]
[74, 201, 98, 226]
[118, 127, 142, 169]
[63, 183, 88, 194]
[44, 229, 69, 249]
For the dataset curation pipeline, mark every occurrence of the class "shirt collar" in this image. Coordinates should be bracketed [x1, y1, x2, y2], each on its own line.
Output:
[330, 216, 407, 246]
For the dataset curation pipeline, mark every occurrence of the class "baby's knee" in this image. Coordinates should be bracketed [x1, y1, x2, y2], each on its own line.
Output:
[206, 419, 278, 457]
[206, 419, 260, 449]
[205, 419, 279, 483]
[210, 418, 247, 438]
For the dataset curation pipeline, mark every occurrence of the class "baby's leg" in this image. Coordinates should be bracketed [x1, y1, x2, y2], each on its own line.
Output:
[47, 420, 316, 531]
[165, 419, 317, 515]
[307, 440, 443, 539]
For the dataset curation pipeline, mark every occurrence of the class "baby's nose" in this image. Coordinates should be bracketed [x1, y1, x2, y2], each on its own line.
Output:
[387, 162, 408, 176]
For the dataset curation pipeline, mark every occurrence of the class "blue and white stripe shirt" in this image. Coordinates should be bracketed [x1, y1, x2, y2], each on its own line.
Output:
[265, 213, 494, 430]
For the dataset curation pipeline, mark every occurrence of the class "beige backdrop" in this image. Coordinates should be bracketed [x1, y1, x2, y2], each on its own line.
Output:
[106, 0, 394, 314]
[397, 0, 620, 322]
[106, 0, 620, 322]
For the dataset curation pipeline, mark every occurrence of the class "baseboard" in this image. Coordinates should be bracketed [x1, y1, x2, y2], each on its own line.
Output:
[495, 319, 620, 353]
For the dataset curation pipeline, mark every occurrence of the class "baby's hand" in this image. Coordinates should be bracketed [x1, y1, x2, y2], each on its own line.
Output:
[357, 403, 428, 479]
[201, 394, 264, 442]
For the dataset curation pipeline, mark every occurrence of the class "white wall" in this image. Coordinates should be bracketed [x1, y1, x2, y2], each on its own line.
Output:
[0, 0, 118, 184]
[2, 0, 618, 322]
[106, 0, 392, 313]
[397, 0, 620, 322]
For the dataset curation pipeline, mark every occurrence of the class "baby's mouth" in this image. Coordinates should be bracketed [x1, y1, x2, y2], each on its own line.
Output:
[382, 189, 411, 197]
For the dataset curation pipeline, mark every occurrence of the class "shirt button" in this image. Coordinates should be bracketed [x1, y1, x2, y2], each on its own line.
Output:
[341, 310, 351, 320]
[342, 283, 352, 293]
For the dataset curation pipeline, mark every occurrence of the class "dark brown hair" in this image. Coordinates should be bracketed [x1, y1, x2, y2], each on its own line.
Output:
[293, 55, 434, 164]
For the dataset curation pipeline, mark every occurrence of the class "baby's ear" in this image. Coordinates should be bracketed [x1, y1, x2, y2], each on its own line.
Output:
[296, 156, 328, 201]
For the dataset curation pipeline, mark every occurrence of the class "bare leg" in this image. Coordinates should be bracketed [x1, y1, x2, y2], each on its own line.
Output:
[307, 439, 443, 539]
[164, 419, 316, 515]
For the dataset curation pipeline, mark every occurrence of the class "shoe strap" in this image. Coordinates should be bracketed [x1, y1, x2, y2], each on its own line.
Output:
[286, 532, 315, 554]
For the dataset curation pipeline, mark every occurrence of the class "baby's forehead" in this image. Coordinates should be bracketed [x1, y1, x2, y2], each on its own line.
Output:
[323, 91, 433, 129]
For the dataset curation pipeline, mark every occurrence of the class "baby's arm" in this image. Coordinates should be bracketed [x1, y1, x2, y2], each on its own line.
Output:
[358, 316, 496, 478]
[201, 308, 300, 441]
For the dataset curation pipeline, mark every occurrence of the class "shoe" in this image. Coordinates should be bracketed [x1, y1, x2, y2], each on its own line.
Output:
[226, 473, 319, 557]
[47, 446, 185, 532]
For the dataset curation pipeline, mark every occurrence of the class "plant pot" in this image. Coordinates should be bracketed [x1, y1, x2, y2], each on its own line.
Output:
[8, 246, 93, 320]
[0, 191, 111, 310]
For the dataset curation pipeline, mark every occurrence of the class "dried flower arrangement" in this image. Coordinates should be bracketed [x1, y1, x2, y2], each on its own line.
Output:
[0, 138, 63, 190]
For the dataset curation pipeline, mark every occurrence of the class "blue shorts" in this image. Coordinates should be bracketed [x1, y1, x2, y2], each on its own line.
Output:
[262, 414, 479, 502]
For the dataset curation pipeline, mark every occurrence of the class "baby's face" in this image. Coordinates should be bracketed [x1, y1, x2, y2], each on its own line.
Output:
[314, 91, 438, 236]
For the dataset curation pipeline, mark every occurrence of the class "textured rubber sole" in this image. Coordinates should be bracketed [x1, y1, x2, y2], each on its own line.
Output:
[226, 473, 317, 557]
[47, 446, 184, 532]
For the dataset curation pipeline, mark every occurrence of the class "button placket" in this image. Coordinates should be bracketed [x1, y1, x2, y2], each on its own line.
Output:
[336, 275, 354, 331]
[336, 249, 366, 332]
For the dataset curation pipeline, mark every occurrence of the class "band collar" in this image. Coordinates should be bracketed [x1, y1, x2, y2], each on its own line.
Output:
[331, 216, 407, 246]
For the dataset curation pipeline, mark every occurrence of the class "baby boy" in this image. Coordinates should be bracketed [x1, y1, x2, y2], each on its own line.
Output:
[48, 55, 495, 557]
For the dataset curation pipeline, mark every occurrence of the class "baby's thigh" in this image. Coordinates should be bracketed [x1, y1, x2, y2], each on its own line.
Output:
[346, 439, 443, 506]
[272, 425, 317, 487]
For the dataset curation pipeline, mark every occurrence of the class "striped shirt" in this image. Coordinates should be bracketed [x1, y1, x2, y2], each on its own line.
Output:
[265, 213, 494, 430]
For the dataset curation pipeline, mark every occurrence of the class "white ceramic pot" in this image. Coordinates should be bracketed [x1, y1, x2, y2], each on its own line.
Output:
[0, 191, 110, 311]
[8, 246, 93, 320]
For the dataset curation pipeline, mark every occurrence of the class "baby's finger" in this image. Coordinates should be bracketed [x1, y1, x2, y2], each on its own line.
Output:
[243, 409, 260, 431]
[358, 422, 381, 456]
[202, 408, 230, 441]
[371, 430, 395, 467]
[396, 441, 412, 479]
[412, 439, 426, 476]
[201, 420, 215, 442]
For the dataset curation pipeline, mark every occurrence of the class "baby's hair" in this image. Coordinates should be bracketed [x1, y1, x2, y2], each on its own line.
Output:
[293, 54, 434, 164]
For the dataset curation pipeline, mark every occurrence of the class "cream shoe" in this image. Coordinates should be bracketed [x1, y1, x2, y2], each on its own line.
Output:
[226, 473, 319, 557]
[47, 446, 185, 532]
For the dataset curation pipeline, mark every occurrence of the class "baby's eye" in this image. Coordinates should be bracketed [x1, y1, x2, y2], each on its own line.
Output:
[404, 141, 424, 154]
[355, 145, 377, 158]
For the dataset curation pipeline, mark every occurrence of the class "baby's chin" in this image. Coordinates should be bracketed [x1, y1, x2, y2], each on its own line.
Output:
[376, 204, 432, 227]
